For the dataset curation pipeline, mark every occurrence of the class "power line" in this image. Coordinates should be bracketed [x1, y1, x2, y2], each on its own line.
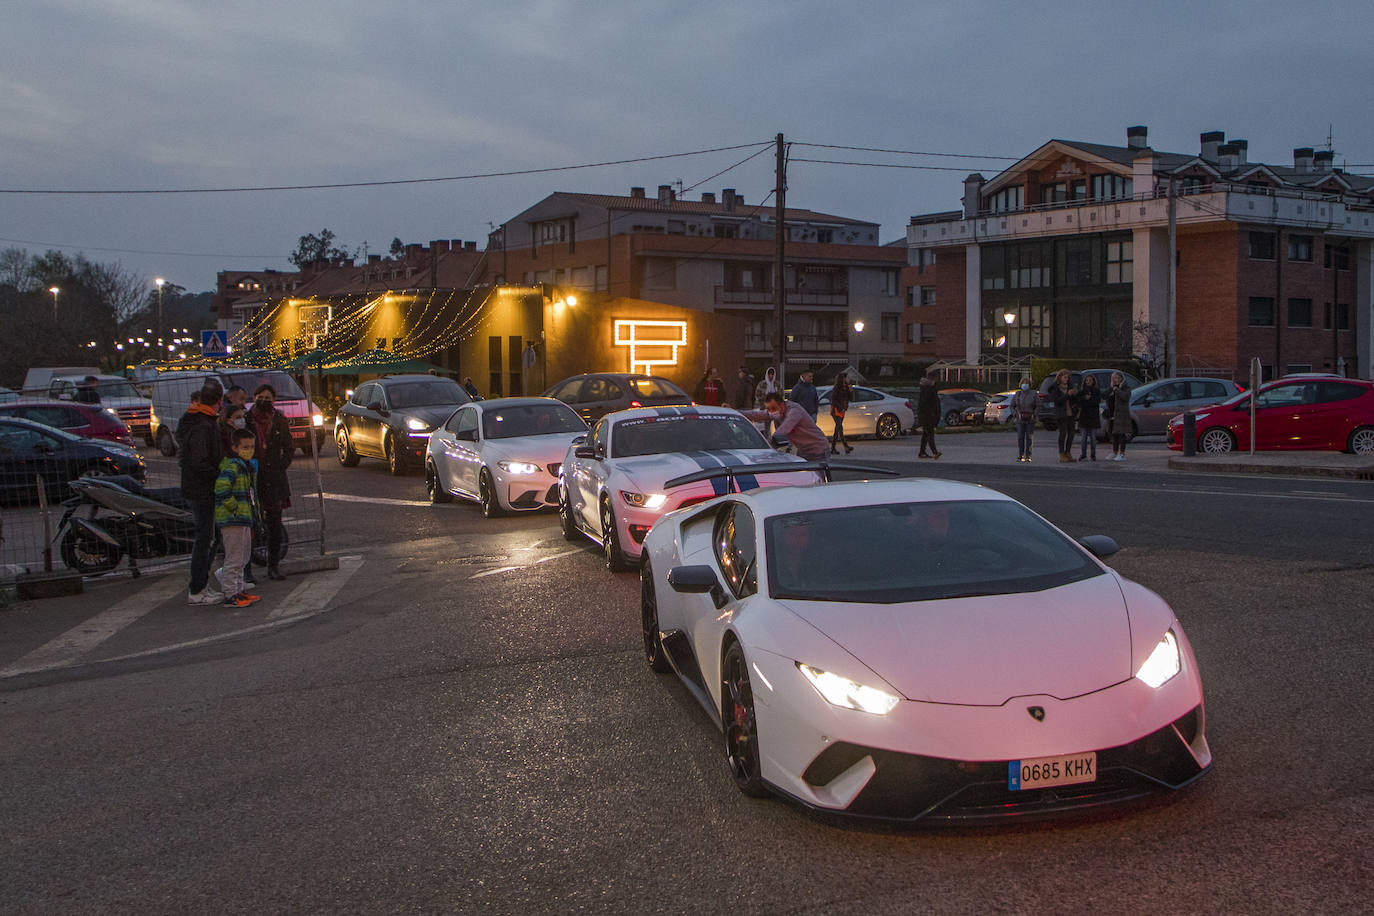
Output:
[790, 157, 999, 172]
[0, 142, 773, 196]
[0, 235, 288, 260]
[793, 141, 1019, 161]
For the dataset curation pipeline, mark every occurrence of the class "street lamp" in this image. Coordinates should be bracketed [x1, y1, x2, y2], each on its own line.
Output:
[1003, 311, 1017, 386]
[49, 286, 59, 317]
[155, 278, 166, 358]
[852, 320, 865, 333]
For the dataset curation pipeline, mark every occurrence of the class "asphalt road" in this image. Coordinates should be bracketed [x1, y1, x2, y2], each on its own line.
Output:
[0, 434, 1370, 914]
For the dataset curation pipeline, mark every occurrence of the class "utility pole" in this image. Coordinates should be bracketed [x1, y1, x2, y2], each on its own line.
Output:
[772, 133, 787, 385]
[1166, 178, 1177, 377]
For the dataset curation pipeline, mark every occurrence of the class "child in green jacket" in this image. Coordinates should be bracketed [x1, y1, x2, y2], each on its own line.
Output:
[214, 429, 260, 607]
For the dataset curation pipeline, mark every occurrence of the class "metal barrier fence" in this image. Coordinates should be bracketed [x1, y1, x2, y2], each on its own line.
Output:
[0, 370, 328, 583]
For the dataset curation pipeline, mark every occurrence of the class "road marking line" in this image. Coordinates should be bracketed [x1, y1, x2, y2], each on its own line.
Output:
[267, 555, 364, 620]
[322, 492, 434, 508]
[469, 566, 521, 579]
[535, 549, 582, 564]
[0, 576, 187, 677]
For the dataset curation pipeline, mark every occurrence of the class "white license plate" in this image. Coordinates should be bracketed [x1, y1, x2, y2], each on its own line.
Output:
[1007, 752, 1097, 791]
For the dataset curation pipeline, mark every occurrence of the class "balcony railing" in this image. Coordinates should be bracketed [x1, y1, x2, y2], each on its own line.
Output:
[716, 287, 849, 307]
[744, 335, 849, 354]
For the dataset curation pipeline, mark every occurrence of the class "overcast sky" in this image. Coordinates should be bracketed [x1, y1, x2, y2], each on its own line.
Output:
[4, 0, 1372, 297]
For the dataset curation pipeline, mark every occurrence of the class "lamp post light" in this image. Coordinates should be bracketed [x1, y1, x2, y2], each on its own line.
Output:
[1002, 311, 1018, 387]
[155, 278, 166, 359]
[49, 286, 59, 318]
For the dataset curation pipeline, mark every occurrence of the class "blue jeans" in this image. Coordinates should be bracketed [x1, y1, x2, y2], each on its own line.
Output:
[1016, 419, 1034, 458]
[1079, 427, 1097, 459]
[188, 493, 216, 594]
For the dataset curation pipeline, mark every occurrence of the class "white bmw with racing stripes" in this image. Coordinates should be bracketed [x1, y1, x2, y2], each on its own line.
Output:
[558, 405, 819, 571]
[639, 476, 1212, 823]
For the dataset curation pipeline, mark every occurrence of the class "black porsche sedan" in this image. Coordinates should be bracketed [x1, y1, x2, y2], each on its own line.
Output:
[0, 416, 145, 504]
[334, 375, 472, 474]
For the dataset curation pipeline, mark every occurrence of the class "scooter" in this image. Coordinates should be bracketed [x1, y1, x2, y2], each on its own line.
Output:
[54, 475, 285, 576]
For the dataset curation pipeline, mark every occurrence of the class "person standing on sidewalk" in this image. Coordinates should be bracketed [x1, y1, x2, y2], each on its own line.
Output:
[1075, 374, 1102, 461]
[178, 379, 224, 605]
[1010, 377, 1038, 461]
[1105, 372, 1132, 461]
[1050, 369, 1078, 462]
[250, 384, 293, 581]
[733, 366, 756, 411]
[916, 369, 941, 459]
[790, 368, 819, 420]
[214, 429, 261, 608]
[829, 372, 854, 455]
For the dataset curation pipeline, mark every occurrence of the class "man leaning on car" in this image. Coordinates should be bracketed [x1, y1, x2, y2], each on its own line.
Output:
[741, 392, 830, 462]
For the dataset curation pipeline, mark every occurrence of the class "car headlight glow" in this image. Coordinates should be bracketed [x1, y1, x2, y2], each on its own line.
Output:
[1136, 630, 1181, 688]
[797, 663, 899, 715]
[498, 460, 539, 475]
[312, 413, 324, 427]
[405, 417, 431, 432]
[620, 490, 667, 509]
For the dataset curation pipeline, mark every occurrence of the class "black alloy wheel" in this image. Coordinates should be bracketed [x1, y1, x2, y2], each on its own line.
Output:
[722, 642, 768, 797]
[640, 559, 672, 672]
[426, 462, 452, 503]
[600, 497, 629, 572]
[479, 468, 504, 518]
[943, 409, 961, 428]
[336, 428, 359, 467]
[559, 485, 582, 542]
[386, 433, 406, 476]
[875, 413, 901, 440]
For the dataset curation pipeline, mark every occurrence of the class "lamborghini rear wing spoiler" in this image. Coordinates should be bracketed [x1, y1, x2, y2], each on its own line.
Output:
[663, 461, 900, 493]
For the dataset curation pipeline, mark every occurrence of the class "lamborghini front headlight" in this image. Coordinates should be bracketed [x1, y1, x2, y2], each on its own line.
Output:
[797, 663, 899, 715]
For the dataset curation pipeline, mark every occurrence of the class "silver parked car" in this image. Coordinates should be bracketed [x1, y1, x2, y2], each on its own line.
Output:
[1118, 377, 1245, 439]
[814, 385, 915, 439]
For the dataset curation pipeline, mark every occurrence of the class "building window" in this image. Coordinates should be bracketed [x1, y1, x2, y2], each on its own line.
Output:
[880, 312, 900, 341]
[1248, 297, 1275, 327]
[1059, 238, 1097, 286]
[1106, 240, 1133, 284]
[713, 224, 737, 239]
[881, 269, 898, 296]
[1070, 180, 1087, 201]
[1287, 235, 1313, 262]
[920, 286, 936, 307]
[594, 265, 608, 290]
[916, 248, 937, 269]
[1249, 232, 1276, 260]
[1335, 302, 1350, 330]
[1041, 183, 1068, 204]
[1178, 176, 1205, 194]
[987, 186, 1023, 213]
[642, 258, 676, 289]
[1324, 243, 1350, 270]
[906, 322, 936, 344]
[1285, 364, 1312, 375]
[815, 229, 834, 244]
[1091, 175, 1132, 200]
[1287, 298, 1313, 328]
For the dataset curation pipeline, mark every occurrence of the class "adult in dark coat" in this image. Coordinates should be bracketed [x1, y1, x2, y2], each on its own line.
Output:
[1049, 368, 1078, 462]
[1074, 374, 1102, 461]
[790, 369, 820, 420]
[1105, 372, 1133, 461]
[178, 379, 224, 603]
[916, 370, 941, 459]
[249, 384, 294, 579]
[829, 372, 854, 454]
[733, 366, 756, 410]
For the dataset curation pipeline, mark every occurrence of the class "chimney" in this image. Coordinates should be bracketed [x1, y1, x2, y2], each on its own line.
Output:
[962, 173, 985, 218]
[430, 239, 449, 253]
[722, 188, 737, 212]
[1293, 147, 1314, 173]
[701, 192, 716, 204]
[1232, 139, 1248, 165]
[465, 241, 478, 250]
[405, 243, 423, 258]
[368, 254, 381, 264]
[451, 239, 463, 249]
[1132, 149, 1156, 197]
[630, 186, 645, 198]
[1200, 130, 1225, 162]
[1313, 150, 1333, 173]
[1217, 143, 1240, 169]
[1126, 125, 1148, 149]
[657, 184, 674, 204]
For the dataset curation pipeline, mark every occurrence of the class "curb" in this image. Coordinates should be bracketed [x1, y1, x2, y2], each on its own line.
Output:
[1167, 457, 1374, 480]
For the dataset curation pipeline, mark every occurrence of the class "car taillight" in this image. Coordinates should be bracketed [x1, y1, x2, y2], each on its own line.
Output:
[905, 400, 913, 410]
[629, 400, 643, 408]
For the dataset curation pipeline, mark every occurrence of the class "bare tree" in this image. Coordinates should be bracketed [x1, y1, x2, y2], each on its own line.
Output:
[85, 261, 149, 323]
[0, 247, 31, 290]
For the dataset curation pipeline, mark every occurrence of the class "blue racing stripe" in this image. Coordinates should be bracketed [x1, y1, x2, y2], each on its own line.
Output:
[682, 451, 728, 496]
[723, 450, 759, 491]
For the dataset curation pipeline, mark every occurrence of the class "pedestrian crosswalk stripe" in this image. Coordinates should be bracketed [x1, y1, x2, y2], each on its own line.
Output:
[267, 555, 364, 620]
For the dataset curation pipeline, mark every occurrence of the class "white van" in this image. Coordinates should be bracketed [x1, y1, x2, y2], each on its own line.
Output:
[146, 367, 325, 456]
[44, 374, 154, 444]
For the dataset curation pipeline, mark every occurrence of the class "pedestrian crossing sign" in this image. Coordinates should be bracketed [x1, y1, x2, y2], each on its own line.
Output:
[201, 329, 229, 357]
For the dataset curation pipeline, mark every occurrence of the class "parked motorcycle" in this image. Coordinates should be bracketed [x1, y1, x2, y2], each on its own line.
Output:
[55, 475, 286, 576]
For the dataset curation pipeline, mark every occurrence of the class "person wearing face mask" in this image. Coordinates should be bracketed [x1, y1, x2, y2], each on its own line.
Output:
[250, 384, 293, 580]
[741, 392, 829, 463]
[218, 403, 248, 454]
[1010, 377, 1039, 462]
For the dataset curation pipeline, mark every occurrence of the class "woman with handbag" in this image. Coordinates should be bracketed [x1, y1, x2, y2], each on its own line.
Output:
[829, 372, 854, 455]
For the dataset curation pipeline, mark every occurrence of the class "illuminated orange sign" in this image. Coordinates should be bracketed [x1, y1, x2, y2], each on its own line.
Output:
[613, 319, 688, 375]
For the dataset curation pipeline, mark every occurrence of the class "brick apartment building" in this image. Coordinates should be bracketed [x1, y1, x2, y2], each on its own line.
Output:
[905, 126, 1374, 381]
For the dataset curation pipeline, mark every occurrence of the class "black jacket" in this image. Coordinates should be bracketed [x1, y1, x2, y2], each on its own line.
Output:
[916, 379, 940, 424]
[791, 379, 819, 418]
[177, 409, 223, 497]
[1074, 386, 1102, 429]
[252, 407, 294, 510]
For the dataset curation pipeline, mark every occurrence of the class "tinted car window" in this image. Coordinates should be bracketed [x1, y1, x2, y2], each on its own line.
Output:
[626, 377, 688, 398]
[612, 415, 768, 458]
[713, 502, 758, 599]
[765, 500, 1102, 603]
[454, 407, 479, 438]
[852, 388, 882, 402]
[384, 380, 469, 409]
[1255, 383, 1311, 408]
[481, 403, 585, 439]
[1148, 382, 1186, 402]
[1316, 381, 1364, 404]
[351, 383, 376, 406]
[547, 379, 584, 403]
[225, 371, 305, 400]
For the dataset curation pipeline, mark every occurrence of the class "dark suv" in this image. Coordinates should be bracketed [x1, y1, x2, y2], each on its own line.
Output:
[542, 373, 691, 422]
[335, 375, 472, 474]
[937, 389, 991, 427]
[1036, 369, 1144, 430]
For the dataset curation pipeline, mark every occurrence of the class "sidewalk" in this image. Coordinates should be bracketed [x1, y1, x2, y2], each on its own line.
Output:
[836, 427, 1374, 479]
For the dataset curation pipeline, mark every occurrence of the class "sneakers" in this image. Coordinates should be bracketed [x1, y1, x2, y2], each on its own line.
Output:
[188, 588, 224, 606]
[930, 450, 941, 459]
[223, 593, 260, 608]
[1115, 454, 1127, 462]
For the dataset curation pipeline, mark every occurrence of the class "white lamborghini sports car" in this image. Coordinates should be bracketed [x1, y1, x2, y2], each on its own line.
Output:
[425, 397, 588, 516]
[639, 477, 1212, 822]
[558, 405, 819, 572]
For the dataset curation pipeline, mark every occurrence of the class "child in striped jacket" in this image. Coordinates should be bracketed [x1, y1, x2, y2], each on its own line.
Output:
[214, 429, 261, 608]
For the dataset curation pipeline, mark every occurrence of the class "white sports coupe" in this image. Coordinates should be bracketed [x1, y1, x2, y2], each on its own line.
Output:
[424, 397, 587, 516]
[640, 476, 1212, 822]
[558, 405, 819, 572]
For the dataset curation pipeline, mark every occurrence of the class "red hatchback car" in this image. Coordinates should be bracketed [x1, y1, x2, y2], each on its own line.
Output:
[0, 401, 133, 445]
[1167, 376, 1374, 455]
